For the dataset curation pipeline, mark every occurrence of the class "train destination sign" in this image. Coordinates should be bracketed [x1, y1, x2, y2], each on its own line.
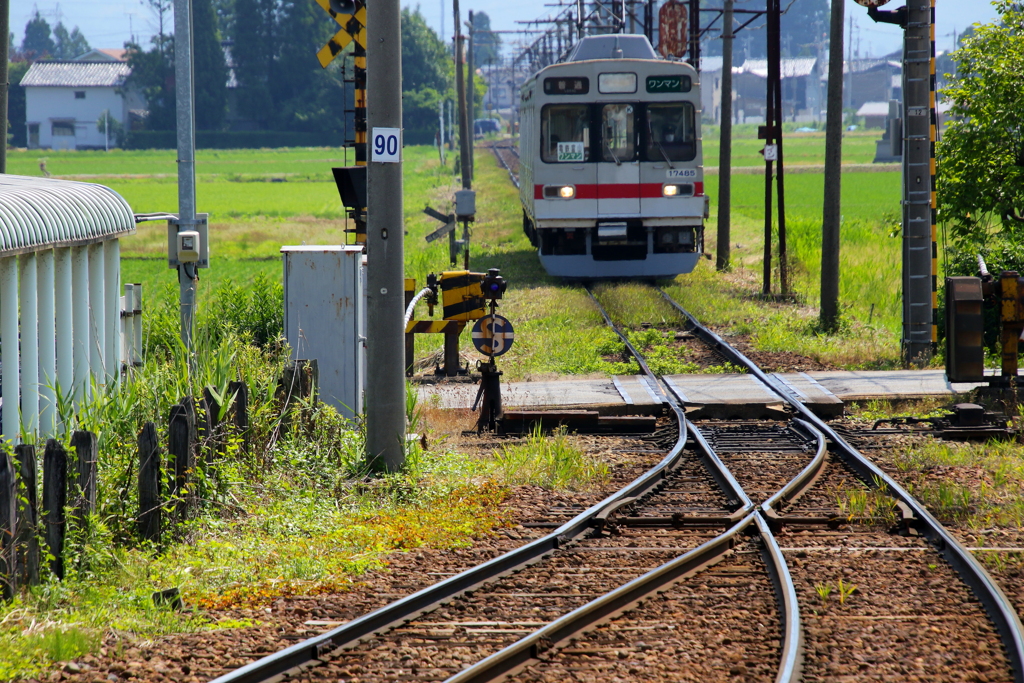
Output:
[544, 77, 590, 95]
[646, 75, 692, 93]
[556, 142, 586, 163]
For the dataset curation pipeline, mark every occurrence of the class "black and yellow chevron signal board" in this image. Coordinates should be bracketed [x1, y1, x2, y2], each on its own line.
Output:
[315, 0, 366, 68]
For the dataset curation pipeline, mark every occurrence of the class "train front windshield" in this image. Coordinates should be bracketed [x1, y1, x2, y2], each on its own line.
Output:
[646, 102, 696, 162]
[601, 104, 636, 162]
[540, 101, 696, 164]
[542, 105, 591, 163]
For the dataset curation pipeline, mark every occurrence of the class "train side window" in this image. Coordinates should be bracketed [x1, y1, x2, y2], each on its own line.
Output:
[600, 104, 635, 163]
[541, 104, 591, 163]
[644, 102, 696, 162]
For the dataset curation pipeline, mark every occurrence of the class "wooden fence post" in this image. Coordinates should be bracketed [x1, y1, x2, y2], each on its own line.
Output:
[70, 431, 97, 522]
[168, 401, 196, 521]
[42, 439, 67, 580]
[0, 447, 16, 600]
[200, 386, 222, 461]
[279, 359, 319, 434]
[228, 380, 249, 455]
[137, 422, 161, 544]
[14, 444, 39, 587]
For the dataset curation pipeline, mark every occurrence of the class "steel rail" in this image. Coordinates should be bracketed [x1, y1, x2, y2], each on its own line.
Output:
[448, 412, 815, 683]
[442, 414, 816, 683]
[446, 512, 760, 683]
[450, 288, 807, 683]
[208, 425, 698, 683]
[489, 143, 520, 189]
[211, 303, 699, 683]
[658, 287, 1024, 683]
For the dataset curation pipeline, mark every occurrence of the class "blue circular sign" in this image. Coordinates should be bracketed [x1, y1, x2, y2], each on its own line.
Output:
[471, 315, 515, 357]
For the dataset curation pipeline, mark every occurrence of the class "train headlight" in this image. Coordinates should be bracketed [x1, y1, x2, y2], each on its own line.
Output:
[543, 185, 576, 199]
[662, 183, 694, 197]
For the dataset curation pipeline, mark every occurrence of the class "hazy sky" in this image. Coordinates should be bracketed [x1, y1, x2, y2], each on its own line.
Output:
[10, 0, 1003, 59]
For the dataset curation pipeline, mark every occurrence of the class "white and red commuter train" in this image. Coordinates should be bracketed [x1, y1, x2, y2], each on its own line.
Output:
[518, 34, 707, 279]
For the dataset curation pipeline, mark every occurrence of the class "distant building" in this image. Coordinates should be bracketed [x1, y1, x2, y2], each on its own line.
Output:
[857, 101, 890, 129]
[700, 57, 824, 124]
[73, 48, 128, 62]
[21, 58, 144, 150]
[842, 58, 902, 110]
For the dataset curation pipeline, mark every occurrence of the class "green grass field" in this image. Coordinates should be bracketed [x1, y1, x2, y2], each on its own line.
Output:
[8, 131, 906, 372]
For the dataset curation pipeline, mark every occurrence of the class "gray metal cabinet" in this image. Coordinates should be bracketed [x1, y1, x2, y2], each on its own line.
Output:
[282, 246, 365, 419]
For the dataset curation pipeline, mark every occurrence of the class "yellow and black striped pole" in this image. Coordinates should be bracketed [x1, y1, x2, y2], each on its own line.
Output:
[929, 0, 938, 351]
[901, 0, 936, 365]
[314, 0, 368, 243]
[353, 32, 367, 243]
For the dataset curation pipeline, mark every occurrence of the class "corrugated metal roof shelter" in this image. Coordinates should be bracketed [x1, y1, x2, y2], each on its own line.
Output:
[0, 175, 135, 256]
[0, 175, 137, 443]
[20, 61, 131, 88]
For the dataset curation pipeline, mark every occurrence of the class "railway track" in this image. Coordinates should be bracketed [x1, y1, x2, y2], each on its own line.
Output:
[207, 285, 1024, 683]
[489, 141, 519, 189]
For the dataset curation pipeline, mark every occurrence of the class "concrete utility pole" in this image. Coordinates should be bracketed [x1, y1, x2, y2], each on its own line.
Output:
[820, 0, 844, 331]
[365, 0, 407, 471]
[173, 0, 197, 348]
[716, 0, 733, 272]
[1, 0, 8, 174]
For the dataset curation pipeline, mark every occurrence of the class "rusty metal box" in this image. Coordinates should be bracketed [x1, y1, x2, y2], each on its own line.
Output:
[945, 276, 985, 383]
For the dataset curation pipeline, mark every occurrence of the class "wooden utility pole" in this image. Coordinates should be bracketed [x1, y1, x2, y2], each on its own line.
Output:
[772, 0, 788, 295]
[467, 11, 475, 183]
[820, 0, 845, 331]
[716, 0, 734, 272]
[454, 0, 471, 188]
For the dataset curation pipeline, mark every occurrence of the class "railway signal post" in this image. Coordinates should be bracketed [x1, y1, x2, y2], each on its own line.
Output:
[859, 0, 937, 365]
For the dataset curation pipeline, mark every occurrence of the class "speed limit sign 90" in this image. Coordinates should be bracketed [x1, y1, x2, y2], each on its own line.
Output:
[372, 127, 401, 163]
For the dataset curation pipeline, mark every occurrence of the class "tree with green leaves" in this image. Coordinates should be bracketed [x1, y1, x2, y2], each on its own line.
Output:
[471, 12, 500, 67]
[7, 61, 31, 147]
[232, 0, 277, 127]
[193, 0, 228, 130]
[124, 35, 176, 130]
[401, 7, 453, 144]
[52, 23, 91, 59]
[21, 11, 55, 60]
[937, 1, 1024, 273]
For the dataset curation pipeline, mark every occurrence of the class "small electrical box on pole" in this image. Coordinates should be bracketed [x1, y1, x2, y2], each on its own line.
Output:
[171, 0, 206, 350]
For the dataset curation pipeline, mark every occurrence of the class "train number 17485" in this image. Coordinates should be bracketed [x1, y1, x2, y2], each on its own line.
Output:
[666, 169, 697, 179]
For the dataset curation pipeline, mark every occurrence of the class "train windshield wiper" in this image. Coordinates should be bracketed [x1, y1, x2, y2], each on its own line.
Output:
[648, 119, 674, 168]
[604, 139, 622, 166]
[656, 141, 674, 168]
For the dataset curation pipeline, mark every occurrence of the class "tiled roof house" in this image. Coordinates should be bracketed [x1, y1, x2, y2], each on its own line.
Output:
[21, 59, 144, 150]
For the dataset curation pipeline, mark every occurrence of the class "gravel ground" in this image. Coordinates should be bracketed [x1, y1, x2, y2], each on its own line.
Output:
[36, 418, 1024, 683]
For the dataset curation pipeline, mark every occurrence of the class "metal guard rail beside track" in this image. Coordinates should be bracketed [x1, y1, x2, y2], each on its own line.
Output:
[657, 287, 1024, 683]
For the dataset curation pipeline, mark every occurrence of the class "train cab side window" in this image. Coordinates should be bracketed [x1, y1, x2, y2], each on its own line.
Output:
[541, 104, 591, 163]
[644, 102, 696, 162]
[601, 104, 636, 163]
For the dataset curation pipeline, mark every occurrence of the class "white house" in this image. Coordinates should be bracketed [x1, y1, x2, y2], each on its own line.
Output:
[21, 59, 143, 150]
